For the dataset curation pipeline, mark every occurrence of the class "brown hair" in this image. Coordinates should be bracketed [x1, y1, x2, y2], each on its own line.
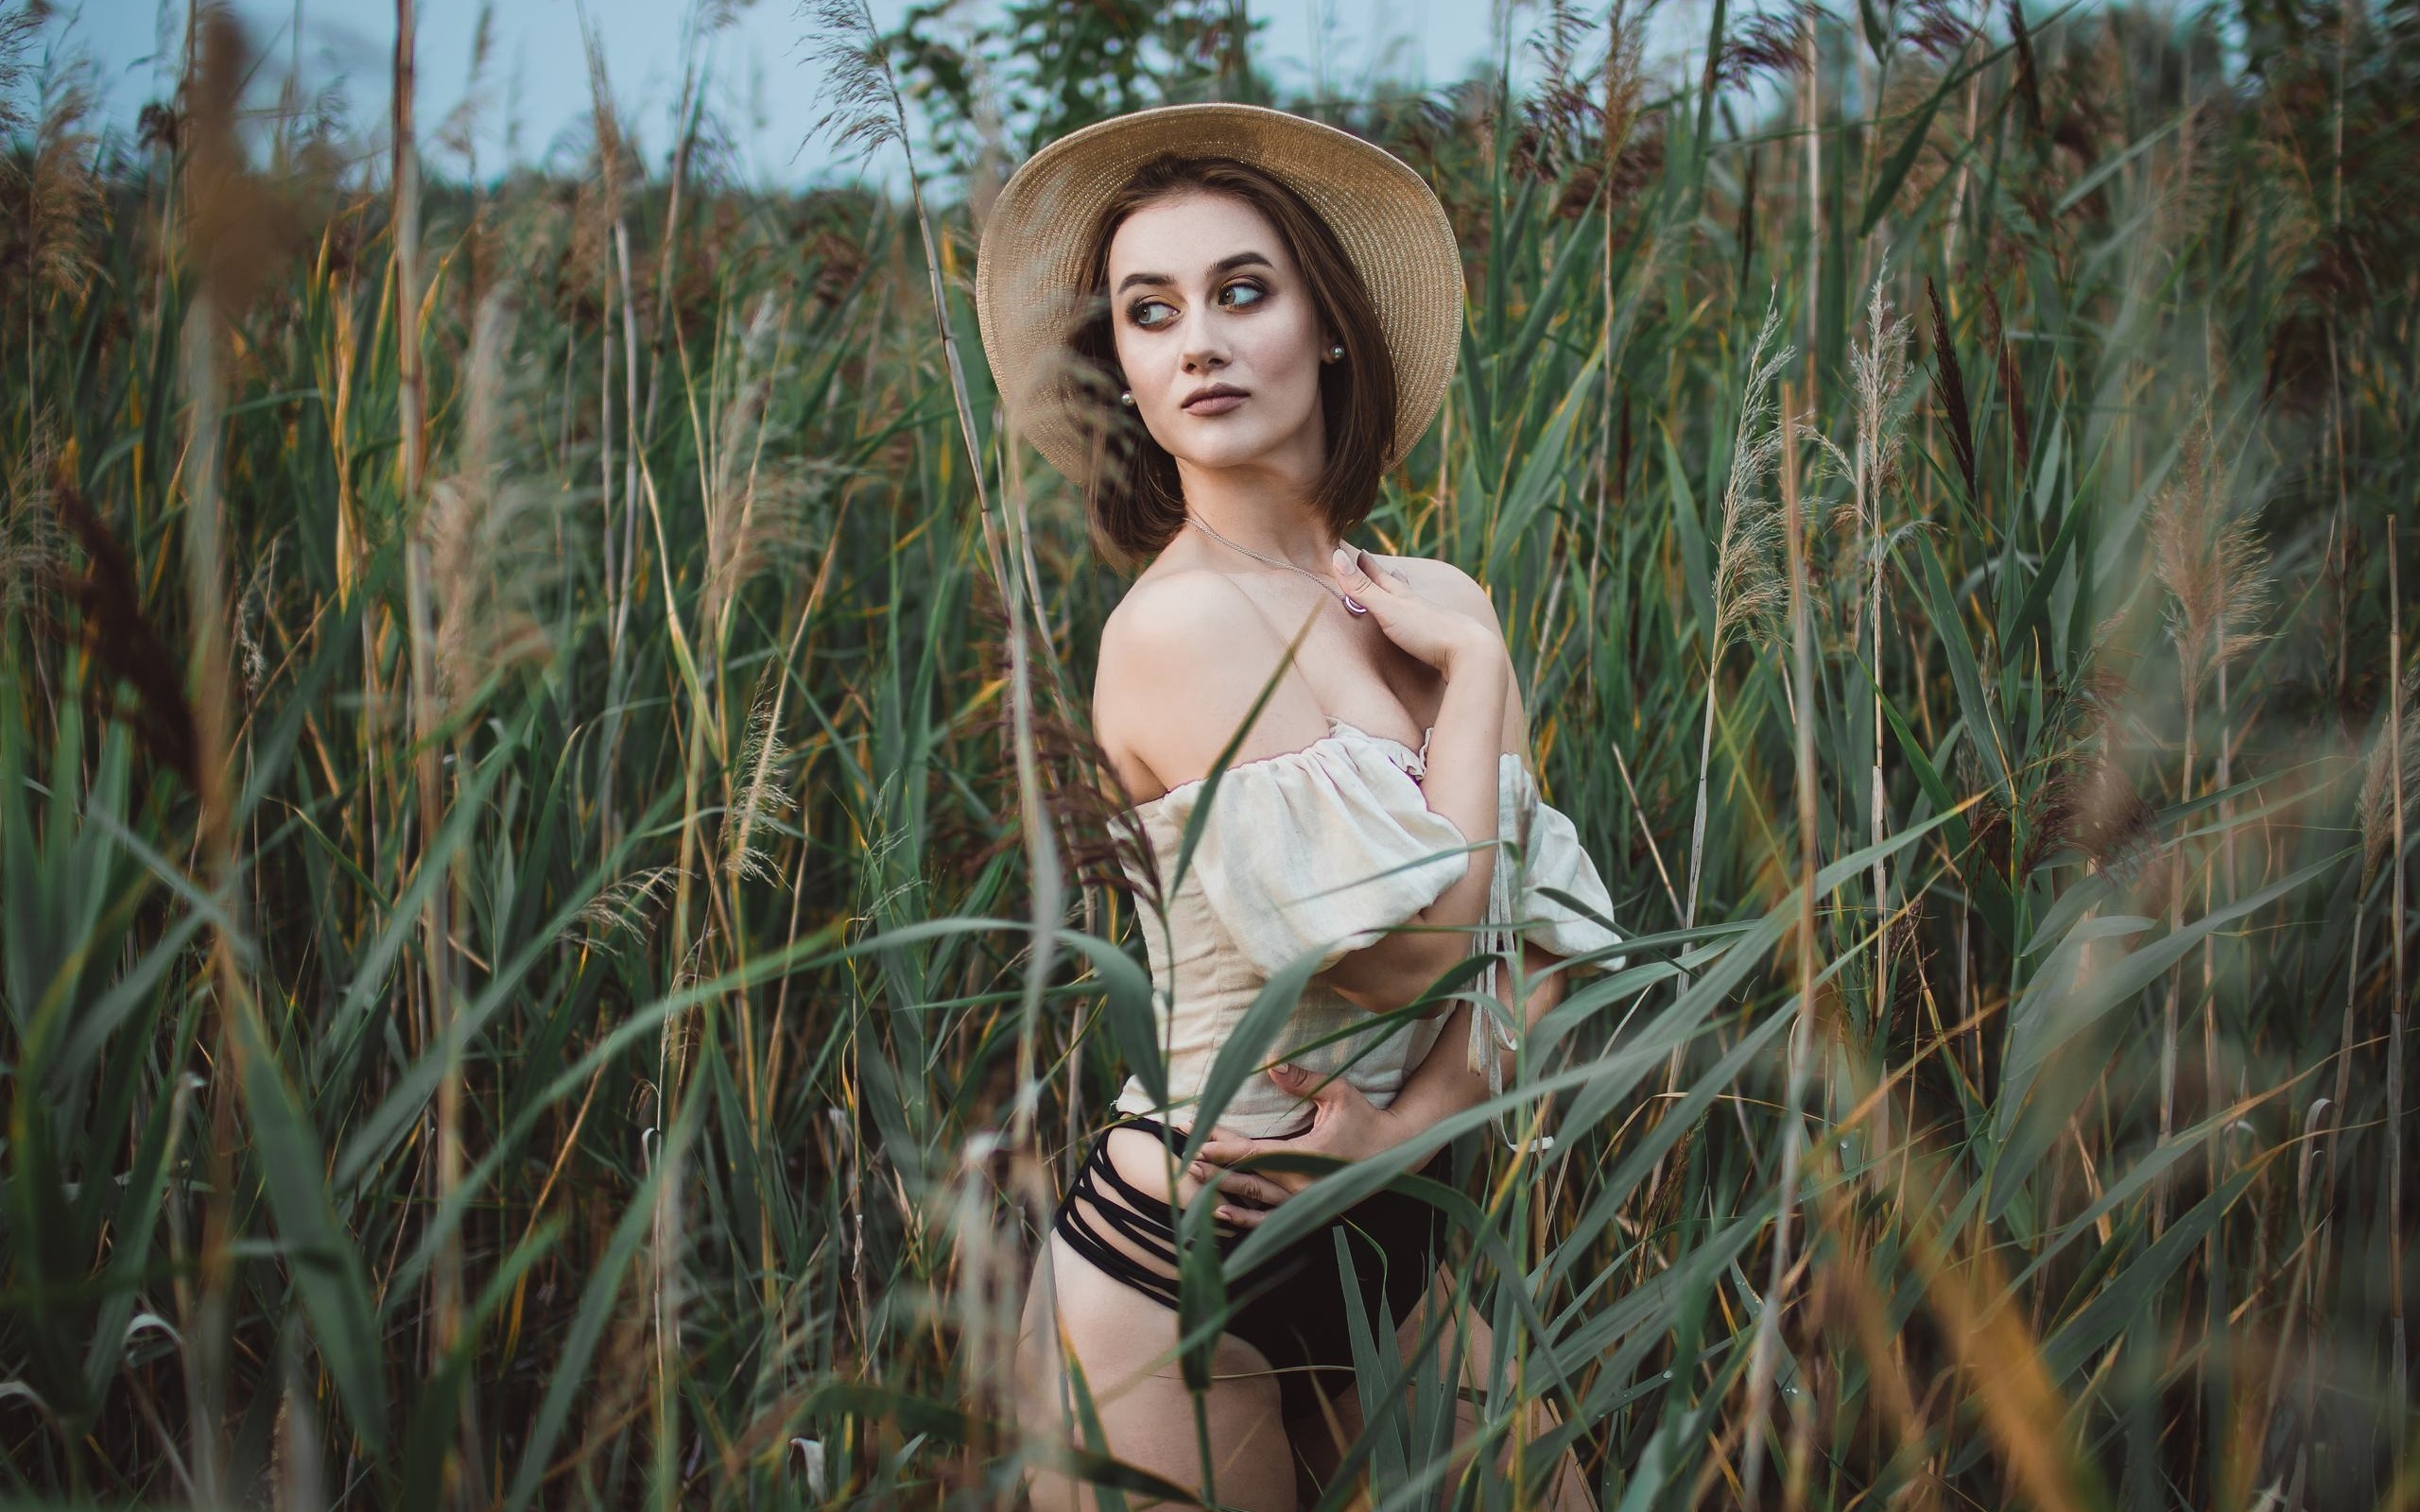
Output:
[1063, 156, 1398, 571]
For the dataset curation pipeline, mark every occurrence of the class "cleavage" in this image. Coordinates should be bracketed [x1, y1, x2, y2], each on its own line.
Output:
[1297, 631, 1440, 753]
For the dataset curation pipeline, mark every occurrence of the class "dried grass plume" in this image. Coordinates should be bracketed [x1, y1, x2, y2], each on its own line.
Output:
[2148, 413, 2272, 692]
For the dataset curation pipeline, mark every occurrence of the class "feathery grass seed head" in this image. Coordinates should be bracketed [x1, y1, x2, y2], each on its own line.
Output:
[1713, 297, 1795, 661]
[2359, 670, 2420, 883]
[803, 0, 907, 161]
[2147, 413, 2272, 691]
[0, 421, 64, 619]
[427, 288, 559, 714]
[721, 686, 797, 885]
[573, 865, 682, 954]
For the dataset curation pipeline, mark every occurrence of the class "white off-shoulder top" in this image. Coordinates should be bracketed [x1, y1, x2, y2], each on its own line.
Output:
[1107, 714, 1625, 1139]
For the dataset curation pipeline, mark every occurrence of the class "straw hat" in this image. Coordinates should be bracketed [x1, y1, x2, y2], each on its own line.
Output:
[973, 102, 1465, 484]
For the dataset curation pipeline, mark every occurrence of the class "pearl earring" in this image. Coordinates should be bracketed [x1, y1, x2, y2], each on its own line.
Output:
[1327, 343, 1344, 360]
[1119, 389, 1134, 406]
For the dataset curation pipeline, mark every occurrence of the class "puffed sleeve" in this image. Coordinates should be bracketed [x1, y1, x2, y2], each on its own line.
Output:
[1468, 757, 1627, 1101]
[1508, 762, 1625, 970]
[1169, 734, 1474, 980]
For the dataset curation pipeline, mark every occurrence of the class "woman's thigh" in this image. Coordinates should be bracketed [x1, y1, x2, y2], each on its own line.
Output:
[1285, 1264, 1598, 1511]
[1016, 1230, 1302, 1512]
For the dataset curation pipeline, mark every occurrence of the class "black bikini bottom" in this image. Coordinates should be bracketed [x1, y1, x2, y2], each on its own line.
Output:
[1049, 1112, 1455, 1423]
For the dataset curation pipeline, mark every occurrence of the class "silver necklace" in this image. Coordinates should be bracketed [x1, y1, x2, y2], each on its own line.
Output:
[1184, 511, 1371, 616]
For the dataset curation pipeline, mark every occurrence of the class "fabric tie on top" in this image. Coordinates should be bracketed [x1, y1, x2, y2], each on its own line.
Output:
[1464, 760, 1631, 1146]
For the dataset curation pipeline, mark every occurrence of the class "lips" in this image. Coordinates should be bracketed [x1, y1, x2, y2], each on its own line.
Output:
[1182, 384, 1248, 415]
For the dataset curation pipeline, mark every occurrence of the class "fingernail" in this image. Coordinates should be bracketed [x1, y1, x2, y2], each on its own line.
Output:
[1189, 1162, 1209, 1180]
[1273, 1061, 1297, 1077]
[1217, 1207, 1236, 1222]
[1330, 545, 1352, 571]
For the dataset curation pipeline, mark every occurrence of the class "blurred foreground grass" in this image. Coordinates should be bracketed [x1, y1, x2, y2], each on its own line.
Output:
[1, 0, 2416, 1506]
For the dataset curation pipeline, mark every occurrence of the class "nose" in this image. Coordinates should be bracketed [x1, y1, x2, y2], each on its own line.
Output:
[1179, 303, 1230, 375]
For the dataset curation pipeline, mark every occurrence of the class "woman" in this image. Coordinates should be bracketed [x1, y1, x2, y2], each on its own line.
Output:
[976, 104, 1624, 1510]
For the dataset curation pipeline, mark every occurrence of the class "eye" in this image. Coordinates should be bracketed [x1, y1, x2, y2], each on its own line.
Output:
[1127, 298, 1177, 330]
[1218, 279, 1269, 310]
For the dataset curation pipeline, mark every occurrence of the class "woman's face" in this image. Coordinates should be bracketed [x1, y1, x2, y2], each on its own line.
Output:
[1103, 191, 1331, 482]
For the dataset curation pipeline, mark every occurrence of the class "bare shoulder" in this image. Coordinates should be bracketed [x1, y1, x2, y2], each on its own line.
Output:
[1097, 568, 1275, 679]
[1092, 569, 1325, 798]
[1373, 553, 1502, 631]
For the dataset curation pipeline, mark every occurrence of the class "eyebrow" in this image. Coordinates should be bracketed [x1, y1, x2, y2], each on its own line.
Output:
[1115, 250, 1277, 297]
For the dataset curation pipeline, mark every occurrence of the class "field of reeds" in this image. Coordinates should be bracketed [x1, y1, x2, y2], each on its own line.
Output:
[2, 0, 2415, 1505]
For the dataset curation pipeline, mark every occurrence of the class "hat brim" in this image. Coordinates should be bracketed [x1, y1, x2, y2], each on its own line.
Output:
[974, 103, 1465, 486]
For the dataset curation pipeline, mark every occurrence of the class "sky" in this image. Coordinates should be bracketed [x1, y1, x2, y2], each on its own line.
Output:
[49, 1, 1626, 192]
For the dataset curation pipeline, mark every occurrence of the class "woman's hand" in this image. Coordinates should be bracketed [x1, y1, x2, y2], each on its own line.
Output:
[1331, 546, 1499, 676]
[1186, 1062, 1431, 1228]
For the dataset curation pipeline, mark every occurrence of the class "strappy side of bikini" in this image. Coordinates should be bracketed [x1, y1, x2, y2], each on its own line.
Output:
[1049, 1113, 1461, 1421]
[1052, 1116, 1331, 1313]
[1050, 1116, 1206, 1306]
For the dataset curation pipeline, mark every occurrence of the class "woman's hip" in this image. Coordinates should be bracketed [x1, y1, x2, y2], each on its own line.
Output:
[1053, 1114, 1452, 1295]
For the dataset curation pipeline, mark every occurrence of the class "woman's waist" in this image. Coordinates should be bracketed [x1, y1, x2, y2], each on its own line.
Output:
[1121, 1002, 1448, 1135]
[1142, 976, 1444, 1067]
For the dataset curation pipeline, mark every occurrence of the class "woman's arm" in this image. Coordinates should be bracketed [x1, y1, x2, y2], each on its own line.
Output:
[1382, 939, 1572, 1125]
[1316, 631, 1508, 1000]
[1318, 558, 1526, 1016]
[1190, 939, 1573, 1221]
[1190, 609, 1579, 1213]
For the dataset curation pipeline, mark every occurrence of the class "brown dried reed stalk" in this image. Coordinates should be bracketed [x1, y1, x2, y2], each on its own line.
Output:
[171, 14, 279, 1491]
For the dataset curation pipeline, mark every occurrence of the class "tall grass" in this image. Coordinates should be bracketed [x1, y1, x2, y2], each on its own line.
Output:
[1, 0, 2413, 1506]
